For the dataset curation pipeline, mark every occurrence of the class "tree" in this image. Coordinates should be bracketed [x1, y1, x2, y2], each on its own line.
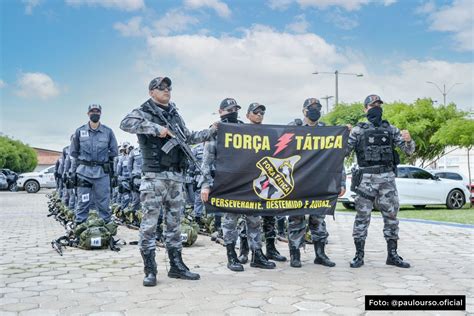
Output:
[384, 99, 465, 167]
[0, 136, 37, 172]
[431, 118, 474, 182]
[321, 98, 467, 168]
[321, 102, 366, 126]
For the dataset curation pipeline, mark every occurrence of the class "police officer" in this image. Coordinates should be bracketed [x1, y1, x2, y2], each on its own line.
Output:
[120, 76, 215, 286]
[190, 143, 205, 226]
[201, 98, 276, 272]
[62, 137, 76, 210]
[111, 145, 121, 204]
[70, 104, 118, 224]
[346, 95, 414, 268]
[287, 98, 346, 268]
[117, 143, 133, 211]
[246, 103, 287, 262]
[128, 146, 142, 213]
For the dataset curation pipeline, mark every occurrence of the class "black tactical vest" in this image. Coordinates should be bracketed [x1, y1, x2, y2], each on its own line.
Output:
[355, 121, 394, 167]
[137, 100, 186, 173]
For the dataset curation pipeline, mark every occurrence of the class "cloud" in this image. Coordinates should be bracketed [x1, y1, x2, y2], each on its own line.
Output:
[267, 0, 293, 10]
[153, 10, 200, 36]
[114, 16, 149, 37]
[114, 10, 199, 38]
[325, 9, 359, 30]
[420, 0, 473, 51]
[374, 59, 473, 108]
[133, 26, 472, 130]
[65, 0, 145, 11]
[285, 14, 310, 33]
[15, 72, 60, 100]
[268, 0, 396, 11]
[22, 0, 40, 15]
[184, 0, 231, 18]
[0, 80, 5, 88]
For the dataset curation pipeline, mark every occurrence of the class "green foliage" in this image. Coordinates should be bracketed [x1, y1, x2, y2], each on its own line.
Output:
[432, 118, 474, 148]
[321, 102, 366, 126]
[384, 99, 465, 166]
[322, 98, 469, 167]
[0, 136, 37, 172]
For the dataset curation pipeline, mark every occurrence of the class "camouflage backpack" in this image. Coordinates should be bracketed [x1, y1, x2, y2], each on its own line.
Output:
[180, 214, 199, 247]
[75, 210, 117, 250]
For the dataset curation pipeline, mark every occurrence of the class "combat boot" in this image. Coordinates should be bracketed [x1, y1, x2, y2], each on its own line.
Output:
[250, 249, 276, 269]
[350, 239, 365, 268]
[226, 243, 244, 272]
[314, 240, 335, 267]
[140, 249, 157, 286]
[266, 238, 287, 262]
[238, 236, 249, 264]
[167, 247, 200, 280]
[289, 247, 301, 268]
[386, 239, 410, 268]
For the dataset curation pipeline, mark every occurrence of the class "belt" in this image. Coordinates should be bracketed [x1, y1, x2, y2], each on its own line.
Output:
[359, 165, 393, 174]
[77, 160, 107, 167]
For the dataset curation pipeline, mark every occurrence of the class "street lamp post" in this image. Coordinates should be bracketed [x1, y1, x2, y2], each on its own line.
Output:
[426, 81, 462, 106]
[320, 95, 334, 114]
[312, 70, 363, 106]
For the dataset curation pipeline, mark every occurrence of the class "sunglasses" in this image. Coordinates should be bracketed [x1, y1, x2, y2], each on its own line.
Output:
[252, 109, 265, 115]
[155, 84, 172, 91]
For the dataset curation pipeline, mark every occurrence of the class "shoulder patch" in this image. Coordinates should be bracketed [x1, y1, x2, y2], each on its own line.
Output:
[357, 122, 369, 129]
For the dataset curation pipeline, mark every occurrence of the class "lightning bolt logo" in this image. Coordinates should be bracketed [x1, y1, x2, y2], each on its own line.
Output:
[273, 133, 294, 156]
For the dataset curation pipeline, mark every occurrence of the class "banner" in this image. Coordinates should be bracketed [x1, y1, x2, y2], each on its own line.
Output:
[205, 123, 348, 216]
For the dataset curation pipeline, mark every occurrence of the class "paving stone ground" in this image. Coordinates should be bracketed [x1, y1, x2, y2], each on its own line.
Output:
[0, 190, 472, 315]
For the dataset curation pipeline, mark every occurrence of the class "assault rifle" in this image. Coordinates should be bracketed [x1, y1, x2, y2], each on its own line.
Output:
[157, 109, 204, 174]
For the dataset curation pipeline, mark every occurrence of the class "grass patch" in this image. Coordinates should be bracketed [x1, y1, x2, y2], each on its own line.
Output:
[336, 203, 474, 225]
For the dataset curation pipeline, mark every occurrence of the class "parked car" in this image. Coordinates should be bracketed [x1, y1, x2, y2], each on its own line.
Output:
[430, 170, 473, 205]
[339, 165, 471, 210]
[0, 169, 19, 191]
[17, 166, 57, 193]
[0, 174, 8, 190]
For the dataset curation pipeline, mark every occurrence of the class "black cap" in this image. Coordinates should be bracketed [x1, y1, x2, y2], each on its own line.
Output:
[149, 77, 172, 90]
[247, 102, 266, 113]
[303, 98, 322, 109]
[219, 98, 241, 110]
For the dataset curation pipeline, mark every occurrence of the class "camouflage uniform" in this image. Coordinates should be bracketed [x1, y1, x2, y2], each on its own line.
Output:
[346, 94, 415, 269]
[128, 147, 142, 212]
[120, 100, 214, 251]
[346, 122, 415, 241]
[202, 99, 276, 271]
[201, 133, 263, 250]
[287, 121, 346, 249]
[117, 151, 131, 210]
[191, 143, 204, 219]
[121, 78, 214, 283]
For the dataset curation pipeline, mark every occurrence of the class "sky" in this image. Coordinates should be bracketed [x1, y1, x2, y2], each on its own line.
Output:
[1, 0, 473, 151]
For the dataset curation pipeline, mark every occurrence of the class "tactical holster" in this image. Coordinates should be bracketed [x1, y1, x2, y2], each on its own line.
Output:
[76, 176, 93, 188]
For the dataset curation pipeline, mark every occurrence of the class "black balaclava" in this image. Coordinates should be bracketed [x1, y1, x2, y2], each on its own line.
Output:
[221, 112, 238, 123]
[366, 106, 383, 126]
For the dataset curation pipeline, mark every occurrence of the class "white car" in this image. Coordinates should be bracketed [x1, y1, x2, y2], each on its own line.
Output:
[17, 166, 57, 193]
[339, 165, 471, 210]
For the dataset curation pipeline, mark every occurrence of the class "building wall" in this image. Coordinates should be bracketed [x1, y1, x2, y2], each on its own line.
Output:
[32, 148, 62, 172]
[426, 147, 473, 181]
